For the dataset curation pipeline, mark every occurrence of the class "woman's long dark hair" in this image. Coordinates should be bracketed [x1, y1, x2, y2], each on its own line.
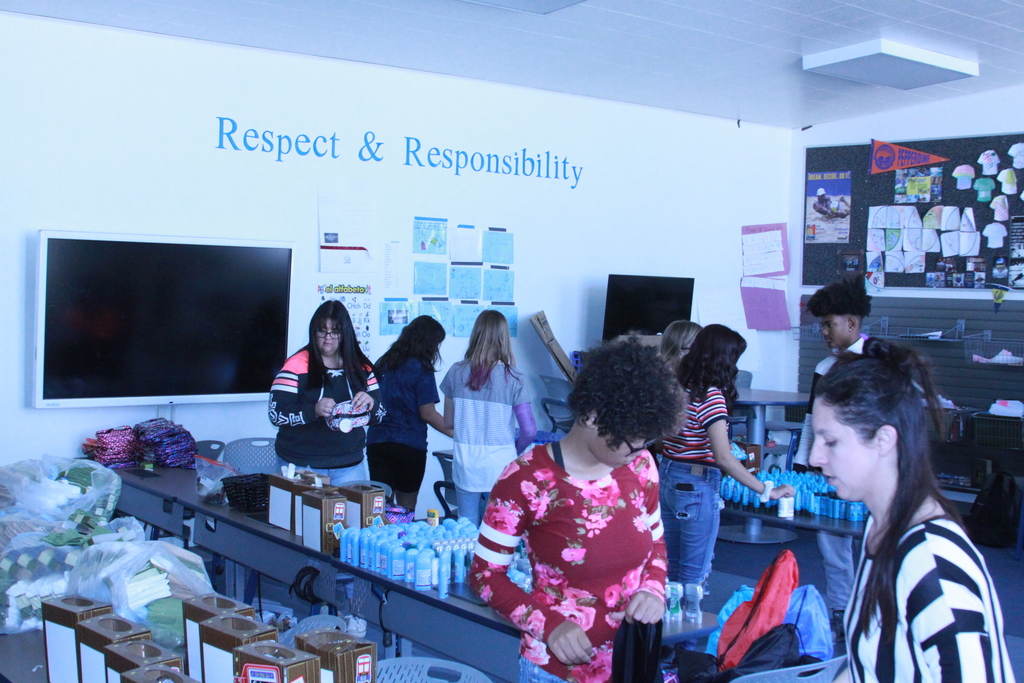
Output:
[815, 338, 960, 639]
[676, 324, 747, 410]
[303, 301, 372, 392]
[375, 316, 446, 375]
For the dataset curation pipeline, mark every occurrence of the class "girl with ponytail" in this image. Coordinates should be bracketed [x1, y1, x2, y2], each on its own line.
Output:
[810, 338, 1013, 683]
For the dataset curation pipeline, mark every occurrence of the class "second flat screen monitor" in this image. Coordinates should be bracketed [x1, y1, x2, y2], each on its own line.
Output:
[602, 274, 694, 340]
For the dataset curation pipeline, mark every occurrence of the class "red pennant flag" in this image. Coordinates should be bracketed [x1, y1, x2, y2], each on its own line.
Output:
[870, 139, 948, 174]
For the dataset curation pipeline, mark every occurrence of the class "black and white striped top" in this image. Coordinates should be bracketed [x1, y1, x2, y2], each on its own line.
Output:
[845, 517, 1015, 683]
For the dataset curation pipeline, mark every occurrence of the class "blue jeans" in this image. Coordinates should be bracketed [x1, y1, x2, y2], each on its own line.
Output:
[817, 531, 855, 612]
[659, 459, 722, 586]
[455, 487, 489, 527]
[519, 658, 567, 683]
[276, 457, 369, 487]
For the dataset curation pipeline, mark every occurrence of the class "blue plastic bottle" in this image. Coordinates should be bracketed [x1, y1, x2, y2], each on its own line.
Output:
[404, 548, 419, 584]
[415, 548, 434, 592]
[453, 546, 467, 583]
[438, 549, 452, 599]
[358, 527, 374, 568]
[387, 542, 405, 580]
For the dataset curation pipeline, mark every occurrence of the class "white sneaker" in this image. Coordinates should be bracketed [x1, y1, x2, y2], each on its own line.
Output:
[344, 614, 367, 638]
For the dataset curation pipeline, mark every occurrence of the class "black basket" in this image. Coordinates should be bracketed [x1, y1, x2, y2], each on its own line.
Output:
[974, 413, 1024, 450]
[222, 473, 270, 513]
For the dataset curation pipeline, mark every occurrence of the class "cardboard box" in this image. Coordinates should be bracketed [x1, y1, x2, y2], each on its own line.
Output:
[529, 311, 577, 382]
[120, 665, 201, 683]
[736, 442, 763, 474]
[42, 596, 113, 683]
[104, 640, 183, 683]
[199, 614, 276, 683]
[301, 489, 348, 555]
[295, 629, 376, 683]
[181, 594, 255, 679]
[268, 473, 334, 535]
[76, 615, 151, 683]
[234, 642, 321, 683]
[335, 484, 387, 529]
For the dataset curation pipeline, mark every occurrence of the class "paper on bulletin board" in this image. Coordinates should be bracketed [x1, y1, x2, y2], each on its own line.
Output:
[413, 216, 448, 255]
[741, 223, 788, 277]
[488, 305, 518, 337]
[413, 261, 447, 296]
[739, 277, 789, 331]
[318, 187, 375, 273]
[450, 224, 482, 263]
[482, 229, 514, 264]
[418, 300, 453, 335]
[380, 300, 414, 336]
[695, 282, 761, 372]
[383, 240, 407, 294]
[453, 304, 486, 338]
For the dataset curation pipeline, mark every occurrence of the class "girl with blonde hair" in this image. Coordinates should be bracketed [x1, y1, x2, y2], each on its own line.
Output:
[441, 310, 536, 525]
[658, 320, 702, 373]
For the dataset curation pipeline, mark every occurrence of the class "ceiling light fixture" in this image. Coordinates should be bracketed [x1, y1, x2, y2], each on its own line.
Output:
[803, 39, 978, 90]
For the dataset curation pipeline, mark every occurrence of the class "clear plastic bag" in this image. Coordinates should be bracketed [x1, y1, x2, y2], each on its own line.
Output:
[0, 517, 144, 634]
[0, 457, 121, 523]
[195, 456, 237, 505]
[66, 539, 213, 648]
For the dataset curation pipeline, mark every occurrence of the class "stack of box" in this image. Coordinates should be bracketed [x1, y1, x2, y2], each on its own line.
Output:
[198, 614, 276, 683]
[302, 489, 348, 555]
[268, 470, 333, 536]
[295, 628, 377, 683]
[76, 615, 151, 683]
[42, 596, 113, 683]
[234, 642, 321, 683]
[181, 594, 256, 678]
[336, 484, 388, 529]
[104, 640, 182, 683]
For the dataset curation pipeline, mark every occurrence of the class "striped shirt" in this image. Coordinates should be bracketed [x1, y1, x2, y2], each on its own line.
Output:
[662, 386, 729, 463]
[846, 517, 1015, 683]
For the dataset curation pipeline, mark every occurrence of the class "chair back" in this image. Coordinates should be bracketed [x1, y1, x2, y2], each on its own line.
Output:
[222, 437, 278, 475]
[731, 656, 846, 682]
[540, 374, 573, 400]
[196, 440, 226, 461]
[344, 479, 393, 502]
[377, 656, 490, 683]
[541, 398, 575, 434]
[432, 451, 458, 510]
[736, 370, 753, 389]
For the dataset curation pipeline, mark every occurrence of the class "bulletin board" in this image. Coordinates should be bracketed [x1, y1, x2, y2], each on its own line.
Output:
[803, 133, 1024, 289]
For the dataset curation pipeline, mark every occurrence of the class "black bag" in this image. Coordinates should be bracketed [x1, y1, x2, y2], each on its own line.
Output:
[966, 471, 1022, 548]
[611, 619, 662, 683]
[675, 624, 812, 683]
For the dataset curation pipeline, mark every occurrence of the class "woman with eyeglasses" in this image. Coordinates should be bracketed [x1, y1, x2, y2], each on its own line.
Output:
[268, 301, 383, 486]
[471, 338, 683, 683]
[660, 324, 794, 587]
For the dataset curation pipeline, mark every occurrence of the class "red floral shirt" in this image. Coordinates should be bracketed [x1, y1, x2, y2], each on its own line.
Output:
[470, 444, 667, 683]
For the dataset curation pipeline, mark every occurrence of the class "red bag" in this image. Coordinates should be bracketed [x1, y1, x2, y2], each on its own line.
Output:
[716, 549, 799, 671]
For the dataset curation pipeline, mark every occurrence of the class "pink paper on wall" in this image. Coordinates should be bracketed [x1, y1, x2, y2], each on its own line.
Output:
[740, 281, 790, 330]
[741, 223, 789, 278]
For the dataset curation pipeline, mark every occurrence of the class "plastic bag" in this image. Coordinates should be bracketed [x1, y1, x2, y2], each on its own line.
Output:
[66, 539, 213, 648]
[195, 456, 236, 505]
[0, 516, 144, 634]
[0, 513, 58, 555]
[0, 457, 120, 523]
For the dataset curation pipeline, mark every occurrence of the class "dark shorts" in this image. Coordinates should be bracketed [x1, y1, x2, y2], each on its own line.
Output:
[366, 442, 427, 494]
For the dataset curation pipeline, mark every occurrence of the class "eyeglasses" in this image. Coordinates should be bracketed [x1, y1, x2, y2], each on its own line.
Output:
[315, 328, 341, 339]
[622, 440, 655, 456]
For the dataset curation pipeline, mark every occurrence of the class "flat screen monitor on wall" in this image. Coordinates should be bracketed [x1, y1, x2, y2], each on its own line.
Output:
[601, 274, 695, 341]
[34, 231, 293, 408]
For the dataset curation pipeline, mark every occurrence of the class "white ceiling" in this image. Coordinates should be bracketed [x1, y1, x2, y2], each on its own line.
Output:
[3, 0, 1024, 128]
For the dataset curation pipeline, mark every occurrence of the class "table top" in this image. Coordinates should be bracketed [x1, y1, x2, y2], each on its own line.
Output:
[736, 388, 809, 407]
[722, 501, 865, 538]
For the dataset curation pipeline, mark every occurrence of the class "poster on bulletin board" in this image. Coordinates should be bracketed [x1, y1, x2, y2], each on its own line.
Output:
[803, 132, 1024, 289]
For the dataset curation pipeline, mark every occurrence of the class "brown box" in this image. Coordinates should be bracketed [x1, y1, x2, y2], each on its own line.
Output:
[302, 489, 348, 555]
[234, 642, 321, 683]
[199, 614, 276, 683]
[121, 665, 201, 683]
[295, 629, 377, 683]
[77, 615, 151, 683]
[735, 442, 763, 474]
[43, 596, 114, 683]
[182, 594, 255, 679]
[268, 473, 335, 534]
[105, 640, 183, 682]
[530, 311, 577, 382]
[335, 484, 387, 529]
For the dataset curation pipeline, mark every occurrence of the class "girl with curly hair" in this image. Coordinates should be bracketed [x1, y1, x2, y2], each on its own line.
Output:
[660, 323, 794, 586]
[471, 338, 684, 683]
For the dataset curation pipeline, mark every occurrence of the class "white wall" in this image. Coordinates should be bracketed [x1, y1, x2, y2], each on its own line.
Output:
[787, 83, 1024, 311]
[0, 14, 793, 486]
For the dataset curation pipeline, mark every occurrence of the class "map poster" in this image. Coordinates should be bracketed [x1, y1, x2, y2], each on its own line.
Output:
[804, 171, 852, 244]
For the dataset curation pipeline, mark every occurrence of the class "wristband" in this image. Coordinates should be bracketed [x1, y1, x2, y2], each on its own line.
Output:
[760, 480, 775, 503]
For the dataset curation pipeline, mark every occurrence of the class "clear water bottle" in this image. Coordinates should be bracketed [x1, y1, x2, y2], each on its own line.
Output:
[684, 583, 703, 623]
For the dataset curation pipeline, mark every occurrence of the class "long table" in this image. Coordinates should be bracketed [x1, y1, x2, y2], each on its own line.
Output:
[721, 501, 866, 540]
[112, 467, 718, 680]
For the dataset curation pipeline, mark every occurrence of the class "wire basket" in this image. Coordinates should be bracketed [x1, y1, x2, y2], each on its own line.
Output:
[222, 473, 270, 512]
[964, 336, 1024, 367]
[973, 413, 1024, 450]
[928, 408, 975, 443]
